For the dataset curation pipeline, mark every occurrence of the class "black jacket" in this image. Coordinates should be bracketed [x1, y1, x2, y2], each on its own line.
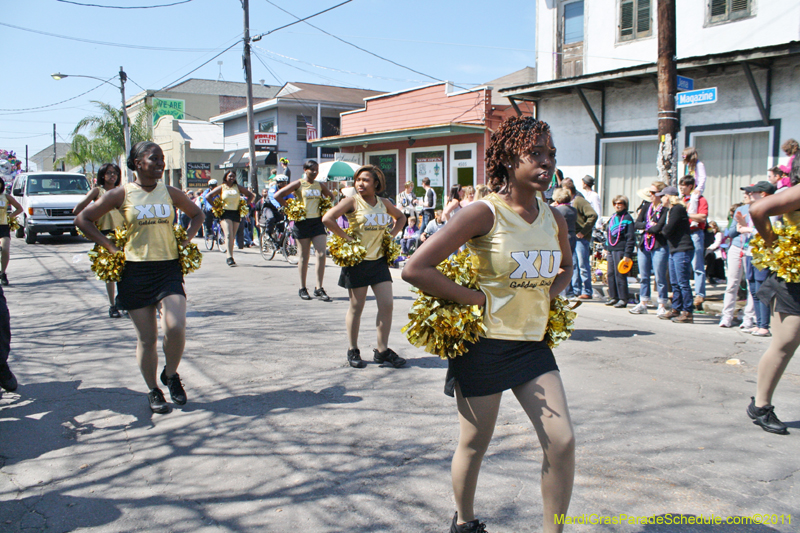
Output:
[635, 200, 668, 251]
[606, 212, 635, 258]
[661, 203, 694, 254]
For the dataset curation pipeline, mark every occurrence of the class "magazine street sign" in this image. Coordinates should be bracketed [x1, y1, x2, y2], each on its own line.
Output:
[675, 87, 717, 109]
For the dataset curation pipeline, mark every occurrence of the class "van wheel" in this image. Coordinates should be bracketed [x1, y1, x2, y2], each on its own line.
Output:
[15, 218, 24, 239]
[24, 221, 36, 244]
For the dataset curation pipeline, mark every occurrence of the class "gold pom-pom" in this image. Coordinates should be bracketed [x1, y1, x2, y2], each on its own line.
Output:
[319, 196, 333, 216]
[8, 217, 20, 232]
[751, 226, 800, 283]
[211, 197, 224, 219]
[88, 245, 126, 282]
[381, 229, 401, 265]
[402, 250, 487, 359]
[544, 296, 578, 349]
[238, 198, 249, 217]
[284, 198, 306, 221]
[173, 225, 202, 275]
[328, 229, 367, 267]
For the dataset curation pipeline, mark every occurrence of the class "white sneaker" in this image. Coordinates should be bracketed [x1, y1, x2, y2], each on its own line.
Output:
[656, 305, 668, 317]
[629, 302, 648, 314]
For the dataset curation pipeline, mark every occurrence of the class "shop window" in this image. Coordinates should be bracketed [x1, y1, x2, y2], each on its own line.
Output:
[369, 153, 398, 200]
[297, 115, 310, 141]
[707, 0, 751, 25]
[602, 139, 659, 217]
[258, 119, 274, 133]
[693, 130, 769, 222]
[620, 0, 652, 42]
[563, 1, 584, 44]
[453, 150, 472, 160]
[321, 117, 340, 138]
[411, 151, 445, 209]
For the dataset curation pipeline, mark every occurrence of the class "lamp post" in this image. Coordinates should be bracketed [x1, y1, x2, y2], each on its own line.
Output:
[52, 67, 133, 182]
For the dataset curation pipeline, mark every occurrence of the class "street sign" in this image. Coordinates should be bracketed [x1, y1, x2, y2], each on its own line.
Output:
[675, 87, 717, 109]
[677, 75, 694, 91]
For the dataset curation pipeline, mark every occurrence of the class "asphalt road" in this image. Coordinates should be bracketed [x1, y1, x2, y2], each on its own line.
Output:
[1, 235, 798, 532]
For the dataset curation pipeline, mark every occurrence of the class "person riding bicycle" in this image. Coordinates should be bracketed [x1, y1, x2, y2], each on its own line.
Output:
[263, 174, 291, 237]
[200, 179, 218, 237]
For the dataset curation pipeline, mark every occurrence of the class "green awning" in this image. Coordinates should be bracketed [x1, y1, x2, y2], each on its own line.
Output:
[311, 123, 485, 148]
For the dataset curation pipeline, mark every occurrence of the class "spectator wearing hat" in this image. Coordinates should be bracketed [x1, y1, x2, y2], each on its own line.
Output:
[562, 178, 598, 299]
[604, 195, 635, 308]
[678, 175, 709, 310]
[658, 186, 695, 323]
[739, 181, 778, 337]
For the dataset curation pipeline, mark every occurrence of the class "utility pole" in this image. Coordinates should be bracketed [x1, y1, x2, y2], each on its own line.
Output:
[657, 0, 678, 186]
[243, 0, 258, 191]
[119, 66, 133, 183]
[53, 124, 57, 171]
[25, 145, 28, 172]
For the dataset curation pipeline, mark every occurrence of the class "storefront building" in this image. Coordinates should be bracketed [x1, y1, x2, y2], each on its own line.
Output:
[313, 82, 530, 207]
[153, 115, 224, 190]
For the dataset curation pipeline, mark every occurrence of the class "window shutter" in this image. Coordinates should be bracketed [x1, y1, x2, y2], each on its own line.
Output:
[710, 0, 727, 17]
[637, 0, 651, 34]
[620, 0, 634, 38]
[731, 0, 749, 14]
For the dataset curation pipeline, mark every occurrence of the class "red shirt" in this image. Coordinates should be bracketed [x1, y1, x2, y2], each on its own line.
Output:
[683, 194, 708, 231]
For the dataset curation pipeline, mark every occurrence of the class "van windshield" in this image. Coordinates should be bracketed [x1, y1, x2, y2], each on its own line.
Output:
[26, 175, 90, 196]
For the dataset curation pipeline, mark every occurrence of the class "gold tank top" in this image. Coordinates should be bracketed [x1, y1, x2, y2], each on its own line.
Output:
[467, 193, 562, 341]
[300, 179, 323, 218]
[96, 187, 124, 231]
[120, 181, 178, 262]
[783, 209, 800, 227]
[221, 184, 239, 210]
[0, 194, 8, 226]
[346, 195, 392, 261]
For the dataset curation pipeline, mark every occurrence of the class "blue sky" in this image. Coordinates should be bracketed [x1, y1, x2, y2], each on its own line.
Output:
[1, 0, 537, 163]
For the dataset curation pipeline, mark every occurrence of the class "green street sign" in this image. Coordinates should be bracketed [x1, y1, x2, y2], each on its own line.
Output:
[153, 98, 185, 125]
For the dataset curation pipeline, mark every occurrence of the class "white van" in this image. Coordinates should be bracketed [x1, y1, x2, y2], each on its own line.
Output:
[10, 172, 91, 244]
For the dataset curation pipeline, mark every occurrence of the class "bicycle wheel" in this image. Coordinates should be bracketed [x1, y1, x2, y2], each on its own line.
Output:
[204, 231, 215, 250]
[260, 232, 276, 261]
[217, 228, 226, 253]
[283, 236, 298, 265]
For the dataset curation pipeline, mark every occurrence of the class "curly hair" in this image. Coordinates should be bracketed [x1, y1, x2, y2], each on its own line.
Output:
[485, 116, 552, 190]
[781, 138, 799, 156]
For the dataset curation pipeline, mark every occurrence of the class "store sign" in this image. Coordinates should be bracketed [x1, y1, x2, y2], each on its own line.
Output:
[186, 162, 211, 187]
[416, 156, 443, 187]
[676, 87, 717, 108]
[153, 98, 185, 125]
[676, 75, 694, 92]
[254, 132, 278, 151]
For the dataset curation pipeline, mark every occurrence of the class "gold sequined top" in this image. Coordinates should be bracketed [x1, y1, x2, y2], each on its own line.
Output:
[221, 184, 240, 211]
[96, 187, 124, 231]
[120, 181, 178, 262]
[299, 179, 323, 219]
[783, 210, 800, 227]
[346, 195, 392, 261]
[467, 193, 561, 341]
[0, 194, 8, 226]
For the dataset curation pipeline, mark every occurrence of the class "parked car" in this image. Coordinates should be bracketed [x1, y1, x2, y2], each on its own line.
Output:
[10, 172, 91, 244]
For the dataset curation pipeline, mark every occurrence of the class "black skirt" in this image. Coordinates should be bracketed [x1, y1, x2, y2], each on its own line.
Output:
[757, 273, 800, 316]
[292, 217, 326, 239]
[445, 337, 559, 398]
[116, 259, 185, 311]
[338, 258, 392, 289]
[220, 209, 241, 222]
[0, 225, 9, 239]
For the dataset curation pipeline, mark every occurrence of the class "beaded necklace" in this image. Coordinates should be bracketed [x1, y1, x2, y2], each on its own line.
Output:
[643, 202, 662, 251]
[608, 213, 623, 247]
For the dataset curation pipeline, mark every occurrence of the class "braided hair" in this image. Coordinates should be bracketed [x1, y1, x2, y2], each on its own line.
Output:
[485, 116, 552, 191]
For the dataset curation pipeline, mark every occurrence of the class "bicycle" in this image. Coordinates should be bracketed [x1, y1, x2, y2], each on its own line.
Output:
[204, 218, 225, 252]
[260, 218, 298, 264]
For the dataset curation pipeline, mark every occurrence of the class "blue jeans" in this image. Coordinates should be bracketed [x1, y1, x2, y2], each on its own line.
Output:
[669, 251, 694, 312]
[563, 234, 577, 296]
[690, 230, 706, 298]
[572, 237, 592, 297]
[745, 256, 770, 330]
[637, 247, 669, 303]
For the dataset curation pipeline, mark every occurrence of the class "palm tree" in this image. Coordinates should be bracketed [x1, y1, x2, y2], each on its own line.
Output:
[59, 133, 95, 174]
[72, 101, 153, 164]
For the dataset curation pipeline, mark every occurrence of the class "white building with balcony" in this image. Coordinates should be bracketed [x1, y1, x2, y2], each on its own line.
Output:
[502, 0, 800, 221]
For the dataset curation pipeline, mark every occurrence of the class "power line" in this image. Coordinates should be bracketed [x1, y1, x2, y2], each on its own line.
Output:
[155, 41, 241, 92]
[263, 0, 459, 89]
[0, 78, 113, 113]
[252, 0, 352, 40]
[56, 0, 194, 8]
[0, 21, 217, 52]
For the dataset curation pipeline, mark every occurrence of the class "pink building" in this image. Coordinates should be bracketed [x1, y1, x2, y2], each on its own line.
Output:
[313, 82, 531, 206]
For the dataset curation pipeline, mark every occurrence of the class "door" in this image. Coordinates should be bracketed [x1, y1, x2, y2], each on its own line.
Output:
[558, 1, 584, 79]
[368, 153, 398, 200]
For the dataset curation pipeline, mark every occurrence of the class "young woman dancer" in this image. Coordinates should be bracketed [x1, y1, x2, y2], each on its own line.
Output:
[74, 163, 125, 317]
[0, 181, 23, 287]
[443, 184, 464, 221]
[274, 160, 335, 301]
[76, 142, 204, 414]
[206, 170, 255, 266]
[746, 160, 800, 435]
[403, 116, 575, 533]
[322, 165, 407, 369]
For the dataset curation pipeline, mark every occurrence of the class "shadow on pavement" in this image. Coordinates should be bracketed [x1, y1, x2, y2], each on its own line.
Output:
[184, 385, 361, 416]
[570, 329, 656, 341]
